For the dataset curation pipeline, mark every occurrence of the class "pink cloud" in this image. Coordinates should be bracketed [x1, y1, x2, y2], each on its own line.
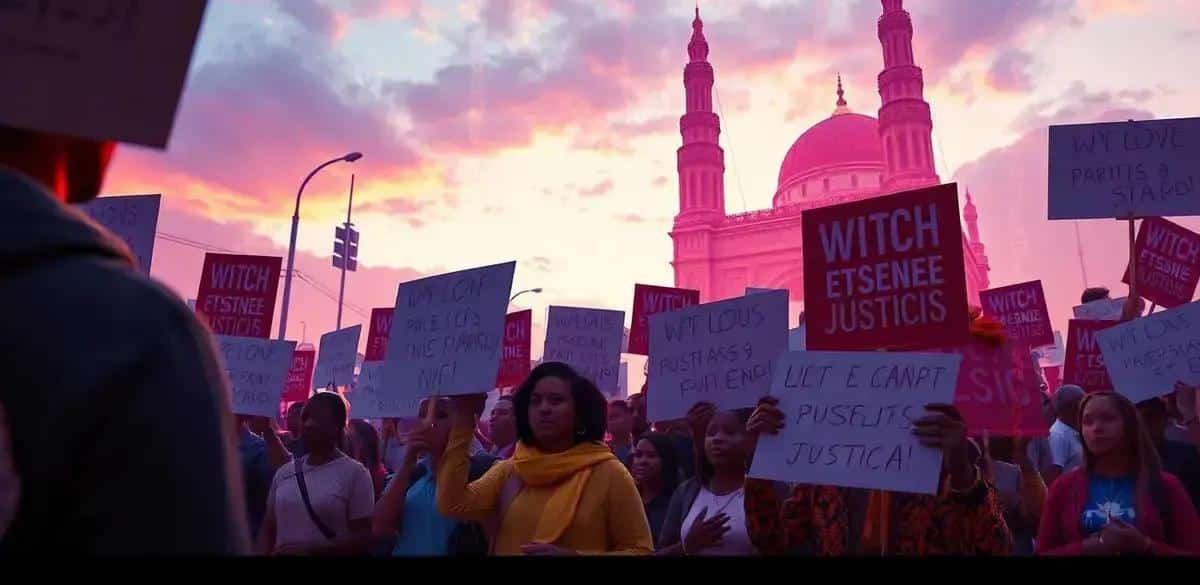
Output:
[579, 179, 614, 198]
[359, 198, 434, 216]
[652, 176, 668, 187]
[986, 49, 1036, 92]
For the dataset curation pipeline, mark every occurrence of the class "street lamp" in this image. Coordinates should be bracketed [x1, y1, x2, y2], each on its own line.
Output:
[509, 287, 543, 306]
[278, 152, 363, 341]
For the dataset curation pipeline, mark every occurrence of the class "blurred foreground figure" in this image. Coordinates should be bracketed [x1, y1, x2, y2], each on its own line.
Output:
[0, 1, 246, 553]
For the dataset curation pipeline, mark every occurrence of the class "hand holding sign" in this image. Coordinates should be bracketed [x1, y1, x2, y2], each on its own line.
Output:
[911, 404, 973, 490]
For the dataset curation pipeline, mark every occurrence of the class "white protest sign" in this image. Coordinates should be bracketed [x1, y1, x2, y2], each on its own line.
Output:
[1048, 117, 1200, 219]
[0, 1, 208, 147]
[1034, 331, 1066, 367]
[647, 290, 788, 421]
[746, 287, 782, 296]
[214, 336, 296, 417]
[1096, 300, 1200, 403]
[1074, 298, 1126, 321]
[543, 306, 625, 394]
[383, 262, 515, 404]
[789, 325, 807, 350]
[349, 362, 421, 419]
[79, 194, 161, 275]
[314, 325, 362, 389]
[749, 350, 962, 495]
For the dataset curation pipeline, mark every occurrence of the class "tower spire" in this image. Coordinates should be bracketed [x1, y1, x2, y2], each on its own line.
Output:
[833, 73, 850, 115]
[877, 0, 938, 189]
[688, 5, 708, 62]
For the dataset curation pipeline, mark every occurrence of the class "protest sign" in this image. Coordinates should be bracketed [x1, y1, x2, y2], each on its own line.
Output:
[647, 290, 788, 421]
[1048, 117, 1200, 220]
[1121, 217, 1200, 308]
[802, 183, 969, 351]
[215, 336, 296, 417]
[496, 310, 533, 388]
[544, 306, 625, 395]
[383, 262, 515, 404]
[628, 284, 700, 356]
[314, 325, 362, 389]
[1096, 300, 1200, 403]
[364, 308, 395, 361]
[1074, 297, 1126, 321]
[746, 288, 781, 296]
[79, 194, 160, 275]
[789, 325, 807, 350]
[281, 348, 315, 403]
[1062, 319, 1116, 393]
[0, 1, 207, 148]
[195, 253, 281, 338]
[1044, 365, 1063, 394]
[980, 280, 1055, 348]
[940, 339, 1046, 437]
[748, 350, 962, 495]
[1034, 330, 1066, 367]
[349, 362, 421, 419]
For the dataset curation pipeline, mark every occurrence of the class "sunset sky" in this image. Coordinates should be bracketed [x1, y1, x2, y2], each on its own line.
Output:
[99, 0, 1200, 391]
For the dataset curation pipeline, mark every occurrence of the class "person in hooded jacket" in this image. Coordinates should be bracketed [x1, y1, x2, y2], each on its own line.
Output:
[0, 125, 247, 554]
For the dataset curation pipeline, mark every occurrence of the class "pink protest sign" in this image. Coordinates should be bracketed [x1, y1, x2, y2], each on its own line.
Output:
[628, 284, 701, 356]
[364, 308, 395, 362]
[496, 310, 533, 388]
[1062, 319, 1115, 393]
[979, 280, 1055, 348]
[195, 253, 282, 338]
[943, 339, 1046, 437]
[282, 349, 316, 403]
[1122, 217, 1200, 308]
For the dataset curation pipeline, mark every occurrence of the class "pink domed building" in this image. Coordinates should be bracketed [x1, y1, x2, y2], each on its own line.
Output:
[671, 0, 991, 322]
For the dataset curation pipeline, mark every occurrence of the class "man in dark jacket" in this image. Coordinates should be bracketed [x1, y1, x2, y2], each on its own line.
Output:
[0, 128, 248, 553]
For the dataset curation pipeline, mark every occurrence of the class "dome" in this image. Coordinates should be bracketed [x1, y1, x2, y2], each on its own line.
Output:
[776, 112, 884, 191]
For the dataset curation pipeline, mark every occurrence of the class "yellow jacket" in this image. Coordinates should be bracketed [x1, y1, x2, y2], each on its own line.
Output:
[437, 423, 653, 555]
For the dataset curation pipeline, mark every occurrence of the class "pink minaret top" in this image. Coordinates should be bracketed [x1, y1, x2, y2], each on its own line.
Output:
[676, 6, 725, 224]
[877, 0, 938, 189]
[963, 187, 990, 272]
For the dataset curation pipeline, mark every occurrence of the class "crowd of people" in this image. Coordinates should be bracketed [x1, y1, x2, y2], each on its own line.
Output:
[2, 101, 1200, 557]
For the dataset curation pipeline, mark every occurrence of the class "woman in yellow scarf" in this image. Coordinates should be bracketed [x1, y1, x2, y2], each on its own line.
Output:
[437, 362, 654, 555]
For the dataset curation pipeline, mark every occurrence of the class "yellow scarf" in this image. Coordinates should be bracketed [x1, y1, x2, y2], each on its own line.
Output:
[510, 441, 617, 544]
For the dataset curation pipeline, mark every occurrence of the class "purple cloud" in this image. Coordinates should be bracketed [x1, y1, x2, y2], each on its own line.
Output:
[987, 49, 1036, 92]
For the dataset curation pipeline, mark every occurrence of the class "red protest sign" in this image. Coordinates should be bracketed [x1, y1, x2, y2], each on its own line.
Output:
[1062, 319, 1115, 393]
[1044, 365, 1063, 394]
[627, 284, 700, 356]
[282, 349, 316, 403]
[802, 183, 969, 350]
[945, 339, 1046, 437]
[496, 310, 533, 388]
[980, 280, 1055, 348]
[364, 307, 395, 362]
[195, 254, 281, 338]
[1122, 217, 1200, 308]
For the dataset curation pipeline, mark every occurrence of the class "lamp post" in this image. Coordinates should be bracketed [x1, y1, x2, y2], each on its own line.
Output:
[509, 288, 543, 306]
[278, 152, 362, 341]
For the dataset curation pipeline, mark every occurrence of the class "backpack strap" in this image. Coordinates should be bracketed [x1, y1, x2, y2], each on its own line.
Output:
[294, 457, 336, 540]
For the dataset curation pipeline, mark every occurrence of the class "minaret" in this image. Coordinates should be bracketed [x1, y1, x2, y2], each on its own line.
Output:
[675, 6, 725, 224]
[833, 73, 851, 116]
[671, 7, 725, 300]
[877, 0, 939, 190]
[963, 187, 991, 283]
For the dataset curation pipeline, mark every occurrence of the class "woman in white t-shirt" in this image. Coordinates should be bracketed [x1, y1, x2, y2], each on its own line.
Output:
[258, 392, 375, 556]
[657, 406, 783, 556]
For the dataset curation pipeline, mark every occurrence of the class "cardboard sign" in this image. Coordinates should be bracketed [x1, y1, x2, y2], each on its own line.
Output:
[282, 349, 315, 403]
[1122, 217, 1200, 308]
[748, 350, 962, 495]
[364, 308, 395, 362]
[1096, 300, 1200, 403]
[349, 362, 422, 419]
[0, 1, 208, 147]
[382, 262, 515, 404]
[1074, 297, 1126, 321]
[313, 325, 362, 389]
[79, 194, 160, 275]
[628, 284, 700, 356]
[544, 306, 625, 394]
[1048, 117, 1200, 220]
[195, 254, 282, 338]
[941, 339, 1046, 437]
[646, 290, 789, 421]
[1062, 319, 1116, 393]
[980, 280, 1055, 348]
[215, 336, 296, 417]
[496, 310, 533, 388]
[802, 183, 969, 351]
